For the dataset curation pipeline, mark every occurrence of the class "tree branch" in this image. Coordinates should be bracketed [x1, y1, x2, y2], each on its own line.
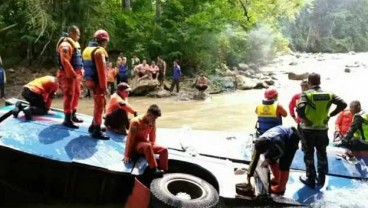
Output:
[238, 0, 251, 22]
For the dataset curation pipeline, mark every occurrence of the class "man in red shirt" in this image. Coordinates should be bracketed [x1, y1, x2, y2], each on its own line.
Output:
[105, 83, 137, 135]
[289, 80, 309, 124]
[123, 104, 167, 177]
[334, 105, 353, 142]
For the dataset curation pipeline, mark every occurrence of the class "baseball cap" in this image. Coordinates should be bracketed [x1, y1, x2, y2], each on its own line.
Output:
[117, 83, 131, 91]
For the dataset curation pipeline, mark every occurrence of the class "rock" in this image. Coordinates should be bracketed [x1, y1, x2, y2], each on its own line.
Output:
[295, 54, 301, 59]
[130, 77, 159, 95]
[254, 81, 269, 89]
[261, 76, 275, 85]
[288, 72, 309, 80]
[225, 69, 237, 76]
[289, 62, 298, 66]
[344, 68, 351, 73]
[221, 76, 236, 89]
[248, 63, 259, 71]
[238, 63, 249, 71]
[236, 75, 257, 90]
[177, 91, 193, 101]
[349, 51, 356, 55]
[8, 68, 15, 73]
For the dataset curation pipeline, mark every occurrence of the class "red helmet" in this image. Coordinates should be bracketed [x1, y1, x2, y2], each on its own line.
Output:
[93, 29, 109, 41]
[264, 88, 278, 100]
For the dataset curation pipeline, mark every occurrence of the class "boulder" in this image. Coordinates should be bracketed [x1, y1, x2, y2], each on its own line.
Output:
[130, 77, 159, 95]
[221, 76, 236, 89]
[289, 62, 298, 66]
[238, 63, 249, 71]
[288, 72, 309, 80]
[236, 75, 257, 90]
[225, 69, 237, 76]
[344, 68, 351, 73]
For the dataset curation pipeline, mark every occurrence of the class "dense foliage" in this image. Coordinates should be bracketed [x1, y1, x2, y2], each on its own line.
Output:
[283, 0, 368, 53]
[0, 0, 303, 74]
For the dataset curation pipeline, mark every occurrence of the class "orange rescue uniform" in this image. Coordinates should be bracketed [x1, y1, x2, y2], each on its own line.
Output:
[57, 38, 83, 114]
[125, 115, 168, 171]
[106, 93, 135, 115]
[84, 46, 108, 126]
[25, 76, 59, 110]
[335, 109, 353, 136]
[107, 67, 118, 83]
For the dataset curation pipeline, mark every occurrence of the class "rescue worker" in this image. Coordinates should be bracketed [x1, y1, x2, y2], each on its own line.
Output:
[83, 29, 110, 140]
[105, 83, 137, 135]
[255, 88, 287, 136]
[336, 100, 368, 150]
[15, 76, 59, 120]
[334, 106, 353, 142]
[247, 126, 301, 195]
[56, 25, 84, 128]
[289, 80, 309, 124]
[123, 104, 167, 178]
[296, 72, 346, 188]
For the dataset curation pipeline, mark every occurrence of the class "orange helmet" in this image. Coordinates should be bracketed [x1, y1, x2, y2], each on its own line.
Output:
[93, 29, 109, 41]
[264, 88, 278, 100]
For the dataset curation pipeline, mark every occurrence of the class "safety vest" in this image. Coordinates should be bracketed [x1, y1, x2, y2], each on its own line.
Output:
[83, 42, 109, 82]
[304, 91, 333, 128]
[353, 112, 368, 141]
[256, 100, 282, 135]
[0, 67, 4, 84]
[56, 37, 83, 70]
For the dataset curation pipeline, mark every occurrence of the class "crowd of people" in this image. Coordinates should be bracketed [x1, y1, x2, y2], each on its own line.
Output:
[247, 72, 368, 195]
[7, 26, 169, 177]
[7, 25, 368, 187]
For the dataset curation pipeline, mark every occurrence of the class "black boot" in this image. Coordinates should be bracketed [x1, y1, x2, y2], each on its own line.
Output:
[151, 168, 164, 178]
[62, 113, 79, 129]
[72, 110, 83, 123]
[88, 122, 94, 133]
[12, 101, 25, 118]
[91, 125, 110, 140]
[299, 175, 315, 188]
[316, 174, 326, 187]
[23, 107, 32, 121]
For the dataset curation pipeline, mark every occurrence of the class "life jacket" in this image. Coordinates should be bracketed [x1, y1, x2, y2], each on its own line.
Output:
[56, 37, 83, 70]
[256, 100, 282, 135]
[353, 112, 368, 141]
[304, 90, 333, 128]
[83, 42, 109, 82]
[0, 67, 4, 84]
[118, 64, 128, 78]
